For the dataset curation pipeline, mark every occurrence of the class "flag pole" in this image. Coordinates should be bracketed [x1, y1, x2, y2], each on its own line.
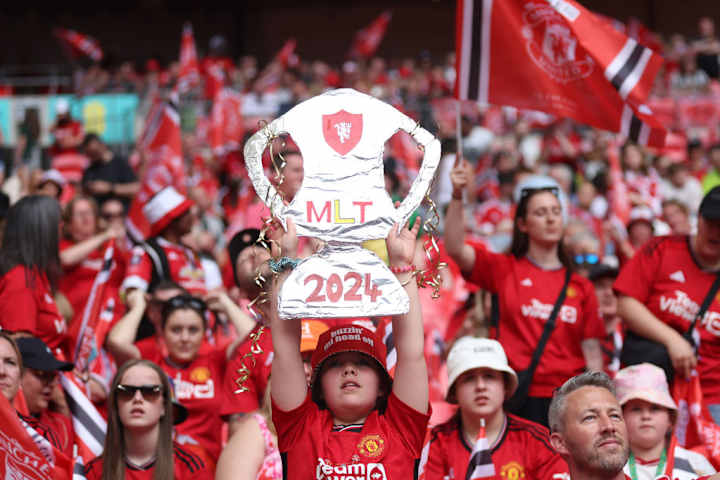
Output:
[455, 99, 463, 167]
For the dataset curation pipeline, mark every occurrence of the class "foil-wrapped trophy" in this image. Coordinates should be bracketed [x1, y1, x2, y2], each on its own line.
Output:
[244, 88, 440, 318]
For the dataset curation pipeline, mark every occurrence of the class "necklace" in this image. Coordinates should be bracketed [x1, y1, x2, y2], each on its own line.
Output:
[628, 448, 667, 480]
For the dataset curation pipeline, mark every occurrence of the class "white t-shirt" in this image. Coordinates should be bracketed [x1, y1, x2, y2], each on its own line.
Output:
[622, 445, 716, 480]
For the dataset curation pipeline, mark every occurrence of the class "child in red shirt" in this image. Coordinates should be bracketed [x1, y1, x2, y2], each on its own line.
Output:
[270, 219, 430, 480]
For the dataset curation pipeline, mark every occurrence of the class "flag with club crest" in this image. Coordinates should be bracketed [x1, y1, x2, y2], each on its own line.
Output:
[456, 0, 667, 147]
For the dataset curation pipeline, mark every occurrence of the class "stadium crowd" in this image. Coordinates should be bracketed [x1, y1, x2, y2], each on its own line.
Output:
[1, 12, 720, 480]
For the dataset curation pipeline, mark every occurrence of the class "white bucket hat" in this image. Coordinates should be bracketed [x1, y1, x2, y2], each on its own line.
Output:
[446, 337, 519, 402]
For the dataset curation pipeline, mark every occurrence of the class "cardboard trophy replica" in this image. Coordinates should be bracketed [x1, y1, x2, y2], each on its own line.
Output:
[244, 88, 440, 318]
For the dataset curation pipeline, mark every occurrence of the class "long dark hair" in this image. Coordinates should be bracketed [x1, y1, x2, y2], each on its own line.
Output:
[102, 359, 175, 480]
[508, 188, 573, 269]
[0, 195, 62, 290]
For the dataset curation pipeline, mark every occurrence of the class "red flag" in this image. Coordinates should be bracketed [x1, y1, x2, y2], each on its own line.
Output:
[275, 38, 298, 69]
[54, 28, 103, 62]
[673, 373, 720, 469]
[0, 394, 72, 480]
[70, 240, 117, 377]
[209, 87, 245, 155]
[456, 0, 667, 147]
[348, 11, 392, 59]
[127, 95, 185, 241]
[177, 22, 200, 94]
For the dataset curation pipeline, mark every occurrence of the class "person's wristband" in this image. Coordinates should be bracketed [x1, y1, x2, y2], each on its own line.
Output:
[389, 264, 414, 274]
[268, 256, 301, 273]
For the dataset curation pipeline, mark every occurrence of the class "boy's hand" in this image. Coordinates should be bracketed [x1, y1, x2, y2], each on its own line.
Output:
[268, 217, 298, 259]
[386, 220, 420, 267]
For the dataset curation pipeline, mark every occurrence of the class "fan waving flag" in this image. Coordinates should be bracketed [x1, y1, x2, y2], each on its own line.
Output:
[127, 94, 185, 241]
[54, 28, 103, 62]
[177, 22, 200, 94]
[210, 87, 245, 155]
[466, 419, 495, 480]
[456, 0, 667, 147]
[348, 11, 392, 59]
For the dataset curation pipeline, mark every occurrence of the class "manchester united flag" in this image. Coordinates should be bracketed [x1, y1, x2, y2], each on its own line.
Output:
[456, 0, 667, 147]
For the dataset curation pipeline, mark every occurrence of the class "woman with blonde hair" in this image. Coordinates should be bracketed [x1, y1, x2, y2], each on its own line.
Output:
[83, 359, 211, 480]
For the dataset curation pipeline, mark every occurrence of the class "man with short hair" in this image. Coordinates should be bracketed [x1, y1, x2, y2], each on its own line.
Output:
[82, 133, 139, 209]
[548, 371, 629, 480]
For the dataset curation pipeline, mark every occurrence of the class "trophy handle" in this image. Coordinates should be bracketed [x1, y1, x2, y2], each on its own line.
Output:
[391, 113, 441, 231]
[243, 116, 289, 229]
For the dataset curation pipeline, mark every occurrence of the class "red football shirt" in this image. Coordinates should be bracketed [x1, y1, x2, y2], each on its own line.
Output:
[465, 244, 605, 397]
[141, 348, 226, 461]
[614, 235, 720, 401]
[423, 414, 568, 480]
[0, 266, 68, 356]
[83, 443, 212, 480]
[37, 410, 74, 459]
[122, 238, 206, 294]
[273, 392, 430, 480]
[221, 324, 273, 417]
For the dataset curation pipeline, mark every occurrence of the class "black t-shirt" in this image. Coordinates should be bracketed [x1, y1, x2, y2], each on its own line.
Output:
[82, 155, 137, 208]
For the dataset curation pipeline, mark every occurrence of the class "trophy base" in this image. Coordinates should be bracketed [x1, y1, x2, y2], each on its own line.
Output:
[278, 244, 410, 319]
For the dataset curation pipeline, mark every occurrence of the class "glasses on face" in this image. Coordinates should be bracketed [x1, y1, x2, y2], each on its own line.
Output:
[520, 186, 560, 200]
[30, 369, 58, 384]
[574, 253, 599, 266]
[116, 384, 163, 402]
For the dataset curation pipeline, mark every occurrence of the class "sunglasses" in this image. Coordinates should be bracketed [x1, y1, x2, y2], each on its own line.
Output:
[574, 253, 599, 266]
[30, 369, 58, 384]
[520, 186, 560, 200]
[163, 295, 207, 314]
[116, 384, 163, 402]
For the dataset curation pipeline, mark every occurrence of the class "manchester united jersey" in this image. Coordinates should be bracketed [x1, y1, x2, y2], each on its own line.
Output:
[273, 392, 430, 480]
[465, 244, 605, 397]
[422, 414, 568, 480]
[122, 237, 206, 294]
[141, 348, 226, 461]
[614, 235, 720, 401]
[83, 443, 212, 480]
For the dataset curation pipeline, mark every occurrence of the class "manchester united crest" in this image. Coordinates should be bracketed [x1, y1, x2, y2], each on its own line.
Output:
[322, 110, 363, 156]
[189, 366, 211, 383]
[357, 434, 385, 458]
[500, 461, 526, 480]
[521, 2, 594, 84]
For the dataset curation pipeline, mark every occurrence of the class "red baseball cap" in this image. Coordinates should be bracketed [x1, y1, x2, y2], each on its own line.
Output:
[309, 325, 391, 405]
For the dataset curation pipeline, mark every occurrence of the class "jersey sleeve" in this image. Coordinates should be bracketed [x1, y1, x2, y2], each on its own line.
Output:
[613, 237, 663, 302]
[422, 430, 449, 480]
[530, 448, 569, 480]
[121, 246, 152, 293]
[272, 392, 318, 452]
[220, 328, 271, 417]
[383, 392, 431, 456]
[463, 242, 511, 293]
[0, 269, 38, 334]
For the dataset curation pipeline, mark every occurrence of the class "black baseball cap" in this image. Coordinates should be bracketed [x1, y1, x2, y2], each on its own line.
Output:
[588, 263, 619, 282]
[16, 337, 73, 372]
[699, 186, 720, 221]
[228, 228, 261, 284]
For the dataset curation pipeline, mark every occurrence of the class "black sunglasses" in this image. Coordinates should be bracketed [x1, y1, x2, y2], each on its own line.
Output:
[520, 186, 560, 200]
[116, 384, 163, 402]
[161, 295, 207, 318]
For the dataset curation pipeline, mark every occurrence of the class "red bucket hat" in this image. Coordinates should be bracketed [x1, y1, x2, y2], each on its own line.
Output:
[309, 325, 391, 406]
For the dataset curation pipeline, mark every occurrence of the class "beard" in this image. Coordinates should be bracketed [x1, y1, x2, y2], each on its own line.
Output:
[567, 433, 630, 477]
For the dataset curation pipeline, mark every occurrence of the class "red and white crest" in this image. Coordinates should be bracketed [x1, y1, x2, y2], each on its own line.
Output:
[322, 110, 363, 156]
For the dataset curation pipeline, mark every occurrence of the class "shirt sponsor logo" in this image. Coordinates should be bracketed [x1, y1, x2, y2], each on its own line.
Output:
[315, 458, 387, 480]
[660, 290, 720, 336]
[173, 372, 214, 400]
[521, 299, 577, 324]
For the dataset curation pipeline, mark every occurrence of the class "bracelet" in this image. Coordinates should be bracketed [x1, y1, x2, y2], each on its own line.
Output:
[390, 264, 414, 274]
[268, 256, 301, 273]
